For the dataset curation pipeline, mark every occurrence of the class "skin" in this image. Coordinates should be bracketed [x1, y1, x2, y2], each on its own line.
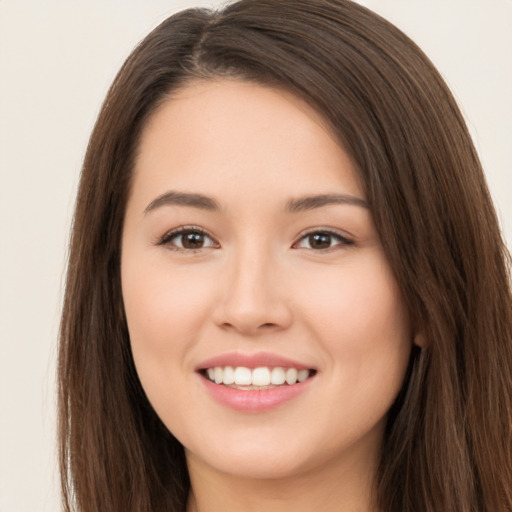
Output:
[121, 79, 415, 512]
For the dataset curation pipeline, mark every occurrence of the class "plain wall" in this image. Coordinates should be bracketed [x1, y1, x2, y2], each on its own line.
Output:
[0, 1, 510, 511]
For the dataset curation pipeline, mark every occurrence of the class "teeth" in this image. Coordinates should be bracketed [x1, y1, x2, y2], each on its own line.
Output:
[270, 367, 286, 385]
[223, 366, 235, 385]
[234, 366, 252, 386]
[252, 367, 271, 386]
[297, 369, 309, 382]
[285, 368, 297, 385]
[214, 367, 223, 384]
[204, 366, 312, 387]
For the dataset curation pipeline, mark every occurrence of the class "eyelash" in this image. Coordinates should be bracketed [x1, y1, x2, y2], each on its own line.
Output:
[157, 225, 219, 252]
[157, 226, 354, 252]
[292, 229, 354, 251]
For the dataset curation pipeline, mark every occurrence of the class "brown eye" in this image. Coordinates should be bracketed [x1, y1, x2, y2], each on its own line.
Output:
[161, 229, 218, 250]
[308, 233, 332, 249]
[294, 230, 353, 251]
[181, 232, 206, 249]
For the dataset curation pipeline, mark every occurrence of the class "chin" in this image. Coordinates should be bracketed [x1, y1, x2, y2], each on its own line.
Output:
[186, 443, 316, 481]
[181, 417, 383, 483]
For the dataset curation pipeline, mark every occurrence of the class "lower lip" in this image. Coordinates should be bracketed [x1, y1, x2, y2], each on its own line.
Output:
[199, 374, 314, 412]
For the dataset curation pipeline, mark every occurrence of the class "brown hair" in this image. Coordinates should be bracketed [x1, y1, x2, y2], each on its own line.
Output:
[59, 1, 512, 511]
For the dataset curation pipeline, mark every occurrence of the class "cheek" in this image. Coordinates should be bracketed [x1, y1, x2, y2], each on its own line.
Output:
[121, 258, 222, 436]
[296, 254, 412, 397]
[121, 252, 217, 396]
[301, 255, 408, 333]
[123, 253, 212, 337]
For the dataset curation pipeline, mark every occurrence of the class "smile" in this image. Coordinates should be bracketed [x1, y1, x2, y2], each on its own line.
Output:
[204, 366, 314, 389]
[196, 352, 317, 411]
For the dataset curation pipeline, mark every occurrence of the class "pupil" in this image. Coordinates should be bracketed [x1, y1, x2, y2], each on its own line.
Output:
[183, 232, 204, 249]
[309, 233, 331, 249]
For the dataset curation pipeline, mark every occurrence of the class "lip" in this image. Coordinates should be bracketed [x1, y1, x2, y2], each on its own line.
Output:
[196, 351, 315, 371]
[199, 374, 314, 412]
[196, 351, 316, 412]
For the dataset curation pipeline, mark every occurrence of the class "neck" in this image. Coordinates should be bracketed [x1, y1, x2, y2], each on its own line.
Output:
[186, 446, 380, 512]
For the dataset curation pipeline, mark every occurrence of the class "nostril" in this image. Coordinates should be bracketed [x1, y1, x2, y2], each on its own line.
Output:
[219, 321, 280, 332]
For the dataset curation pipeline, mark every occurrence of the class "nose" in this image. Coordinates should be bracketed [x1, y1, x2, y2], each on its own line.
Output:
[212, 247, 293, 336]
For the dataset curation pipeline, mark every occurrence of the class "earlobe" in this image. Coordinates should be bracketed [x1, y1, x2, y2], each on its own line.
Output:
[413, 332, 426, 348]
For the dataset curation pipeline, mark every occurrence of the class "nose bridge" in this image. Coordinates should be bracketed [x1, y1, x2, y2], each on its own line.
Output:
[232, 241, 272, 303]
[216, 238, 291, 333]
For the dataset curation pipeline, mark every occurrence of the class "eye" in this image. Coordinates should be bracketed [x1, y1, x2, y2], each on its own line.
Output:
[159, 227, 219, 251]
[294, 230, 353, 251]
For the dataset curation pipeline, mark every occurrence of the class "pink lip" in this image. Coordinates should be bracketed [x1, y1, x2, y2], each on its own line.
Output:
[196, 351, 314, 371]
[199, 374, 315, 412]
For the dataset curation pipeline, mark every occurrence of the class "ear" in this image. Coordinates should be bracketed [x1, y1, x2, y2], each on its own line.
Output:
[413, 331, 426, 348]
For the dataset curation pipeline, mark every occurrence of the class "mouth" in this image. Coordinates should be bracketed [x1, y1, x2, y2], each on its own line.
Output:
[200, 366, 317, 390]
[196, 352, 317, 411]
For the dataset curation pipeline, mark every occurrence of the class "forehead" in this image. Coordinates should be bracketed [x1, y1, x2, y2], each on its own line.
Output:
[131, 79, 363, 210]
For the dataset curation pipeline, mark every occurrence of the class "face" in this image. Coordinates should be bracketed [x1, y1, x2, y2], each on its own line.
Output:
[121, 80, 413, 481]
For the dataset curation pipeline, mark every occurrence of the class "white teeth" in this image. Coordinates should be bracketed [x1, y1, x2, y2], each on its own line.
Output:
[214, 367, 223, 384]
[297, 369, 309, 382]
[285, 368, 298, 385]
[205, 366, 312, 387]
[252, 367, 271, 386]
[234, 366, 252, 386]
[270, 367, 286, 385]
[223, 366, 235, 385]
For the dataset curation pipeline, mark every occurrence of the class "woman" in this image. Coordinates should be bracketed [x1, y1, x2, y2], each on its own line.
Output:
[58, 1, 512, 511]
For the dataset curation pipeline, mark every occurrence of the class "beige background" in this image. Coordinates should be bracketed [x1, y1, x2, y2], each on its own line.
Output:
[0, 1, 510, 511]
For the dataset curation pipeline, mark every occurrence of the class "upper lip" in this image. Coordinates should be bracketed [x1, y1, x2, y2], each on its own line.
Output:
[196, 351, 315, 371]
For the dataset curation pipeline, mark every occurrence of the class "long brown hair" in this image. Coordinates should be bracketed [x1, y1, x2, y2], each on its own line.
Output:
[59, 1, 512, 511]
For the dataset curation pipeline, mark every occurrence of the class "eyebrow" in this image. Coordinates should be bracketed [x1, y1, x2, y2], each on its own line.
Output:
[285, 193, 369, 212]
[144, 191, 220, 215]
[144, 190, 368, 215]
